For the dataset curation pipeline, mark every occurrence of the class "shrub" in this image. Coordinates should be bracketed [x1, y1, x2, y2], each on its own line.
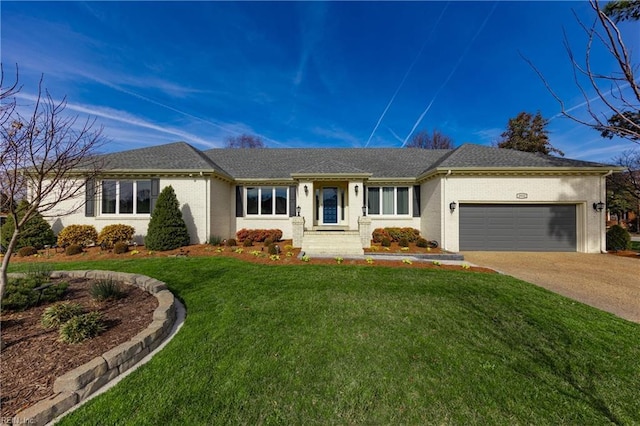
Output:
[89, 279, 125, 302]
[0, 200, 56, 250]
[18, 246, 37, 257]
[226, 238, 237, 247]
[372, 228, 391, 243]
[386, 227, 421, 243]
[97, 224, 135, 249]
[263, 237, 274, 247]
[208, 235, 223, 246]
[606, 225, 631, 251]
[113, 241, 129, 254]
[398, 237, 410, 248]
[57, 225, 98, 247]
[65, 244, 83, 256]
[242, 238, 253, 247]
[25, 263, 53, 285]
[235, 229, 283, 243]
[59, 311, 105, 343]
[381, 237, 391, 247]
[1, 278, 68, 311]
[268, 243, 279, 255]
[145, 186, 190, 251]
[416, 238, 429, 248]
[41, 302, 84, 329]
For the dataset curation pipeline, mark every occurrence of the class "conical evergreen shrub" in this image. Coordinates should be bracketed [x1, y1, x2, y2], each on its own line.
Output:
[1, 200, 56, 250]
[144, 186, 190, 251]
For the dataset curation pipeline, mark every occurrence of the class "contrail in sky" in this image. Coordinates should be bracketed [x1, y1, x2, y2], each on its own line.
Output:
[364, 2, 450, 147]
[401, 1, 499, 147]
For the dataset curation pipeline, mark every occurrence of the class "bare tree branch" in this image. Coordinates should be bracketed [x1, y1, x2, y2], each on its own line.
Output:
[523, 0, 640, 144]
[0, 70, 106, 300]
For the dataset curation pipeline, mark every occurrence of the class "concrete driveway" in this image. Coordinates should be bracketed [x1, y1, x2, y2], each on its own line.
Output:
[462, 252, 640, 323]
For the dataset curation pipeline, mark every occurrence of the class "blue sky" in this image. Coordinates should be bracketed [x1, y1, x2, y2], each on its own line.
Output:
[1, 1, 638, 161]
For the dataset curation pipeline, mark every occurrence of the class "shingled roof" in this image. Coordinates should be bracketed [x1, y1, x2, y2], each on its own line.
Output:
[100, 142, 227, 173]
[96, 142, 613, 180]
[203, 148, 449, 179]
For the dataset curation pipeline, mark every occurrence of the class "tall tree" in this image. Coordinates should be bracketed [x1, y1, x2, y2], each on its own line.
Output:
[0, 70, 105, 299]
[497, 111, 564, 156]
[525, 0, 640, 144]
[405, 129, 454, 149]
[225, 134, 266, 148]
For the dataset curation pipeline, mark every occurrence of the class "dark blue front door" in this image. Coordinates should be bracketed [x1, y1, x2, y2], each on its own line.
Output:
[323, 187, 338, 224]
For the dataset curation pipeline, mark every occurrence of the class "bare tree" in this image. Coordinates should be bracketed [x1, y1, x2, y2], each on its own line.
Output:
[608, 148, 640, 230]
[405, 129, 454, 149]
[225, 134, 266, 148]
[524, 0, 640, 144]
[0, 72, 105, 299]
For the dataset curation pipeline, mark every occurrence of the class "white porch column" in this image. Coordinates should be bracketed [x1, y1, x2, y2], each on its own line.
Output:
[358, 216, 372, 248]
[291, 216, 305, 248]
[348, 181, 364, 231]
[298, 180, 314, 229]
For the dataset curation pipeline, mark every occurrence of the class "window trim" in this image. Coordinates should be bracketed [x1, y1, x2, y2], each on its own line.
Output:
[366, 186, 411, 216]
[100, 179, 152, 216]
[245, 186, 289, 217]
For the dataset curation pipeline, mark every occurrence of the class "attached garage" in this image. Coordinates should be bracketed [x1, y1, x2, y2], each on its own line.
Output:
[459, 204, 577, 251]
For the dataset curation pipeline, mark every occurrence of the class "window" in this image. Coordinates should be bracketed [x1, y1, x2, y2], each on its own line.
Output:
[246, 187, 288, 216]
[101, 180, 151, 215]
[366, 186, 410, 215]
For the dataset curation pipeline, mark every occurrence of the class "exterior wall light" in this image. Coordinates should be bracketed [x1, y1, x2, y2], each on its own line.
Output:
[304, 185, 308, 196]
[355, 184, 359, 196]
[449, 201, 457, 212]
[593, 201, 605, 212]
[296, 206, 301, 217]
[362, 205, 367, 217]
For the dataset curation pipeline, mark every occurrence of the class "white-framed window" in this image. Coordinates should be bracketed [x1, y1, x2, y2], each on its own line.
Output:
[367, 186, 409, 216]
[246, 186, 288, 216]
[101, 180, 151, 215]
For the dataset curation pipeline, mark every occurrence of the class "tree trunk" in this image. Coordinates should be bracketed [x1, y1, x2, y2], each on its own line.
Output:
[0, 228, 21, 301]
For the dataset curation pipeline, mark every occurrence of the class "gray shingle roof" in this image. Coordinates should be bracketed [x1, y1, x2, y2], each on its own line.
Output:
[203, 148, 450, 179]
[101, 142, 226, 172]
[96, 142, 614, 180]
[430, 144, 609, 170]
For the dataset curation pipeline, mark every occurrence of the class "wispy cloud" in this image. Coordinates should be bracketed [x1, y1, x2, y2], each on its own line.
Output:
[13, 92, 218, 148]
[401, 1, 499, 147]
[365, 2, 450, 147]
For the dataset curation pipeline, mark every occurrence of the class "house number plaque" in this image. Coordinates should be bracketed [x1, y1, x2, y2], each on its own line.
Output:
[516, 193, 528, 199]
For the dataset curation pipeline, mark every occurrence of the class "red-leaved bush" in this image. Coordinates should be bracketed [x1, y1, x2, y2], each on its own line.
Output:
[236, 229, 283, 243]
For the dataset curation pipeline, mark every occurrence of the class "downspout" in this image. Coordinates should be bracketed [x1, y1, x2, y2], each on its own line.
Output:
[600, 170, 613, 253]
[442, 170, 452, 250]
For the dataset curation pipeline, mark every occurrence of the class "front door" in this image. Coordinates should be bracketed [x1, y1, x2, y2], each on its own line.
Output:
[322, 187, 338, 224]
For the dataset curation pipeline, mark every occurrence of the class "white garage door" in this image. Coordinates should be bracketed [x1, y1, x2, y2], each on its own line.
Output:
[459, 204, 577, 251]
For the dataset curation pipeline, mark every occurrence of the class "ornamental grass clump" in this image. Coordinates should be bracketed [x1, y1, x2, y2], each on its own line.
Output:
[41, 302, 84, 329]
[89, 279, 125, 302]
[59, 311, 105, 343]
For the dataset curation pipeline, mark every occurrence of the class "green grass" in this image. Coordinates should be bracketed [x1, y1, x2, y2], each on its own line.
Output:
[10, 258, 639, 425]
[630, 240, 640, 251]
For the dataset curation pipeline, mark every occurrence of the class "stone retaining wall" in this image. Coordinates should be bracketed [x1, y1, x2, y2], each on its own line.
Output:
[11, 270, 178, 426]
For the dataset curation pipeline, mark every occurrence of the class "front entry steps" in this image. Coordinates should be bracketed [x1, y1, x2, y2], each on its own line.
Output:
[301, 230, 363, 257]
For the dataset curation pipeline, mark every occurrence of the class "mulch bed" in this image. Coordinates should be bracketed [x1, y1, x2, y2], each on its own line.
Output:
[0, 278, 157, 418]
[5, 241, 496, 273]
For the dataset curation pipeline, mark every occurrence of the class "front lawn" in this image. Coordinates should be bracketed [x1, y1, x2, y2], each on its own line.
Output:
[12, 257, 639, 424]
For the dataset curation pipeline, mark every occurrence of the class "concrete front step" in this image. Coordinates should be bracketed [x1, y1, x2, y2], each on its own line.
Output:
[301, 231, 364, 257]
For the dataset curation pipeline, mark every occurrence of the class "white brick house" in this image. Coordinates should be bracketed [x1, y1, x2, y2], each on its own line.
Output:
[49, 142, 617, 255]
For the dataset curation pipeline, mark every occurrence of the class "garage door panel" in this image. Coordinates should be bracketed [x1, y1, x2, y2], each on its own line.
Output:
[460, 204, 576, 251]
